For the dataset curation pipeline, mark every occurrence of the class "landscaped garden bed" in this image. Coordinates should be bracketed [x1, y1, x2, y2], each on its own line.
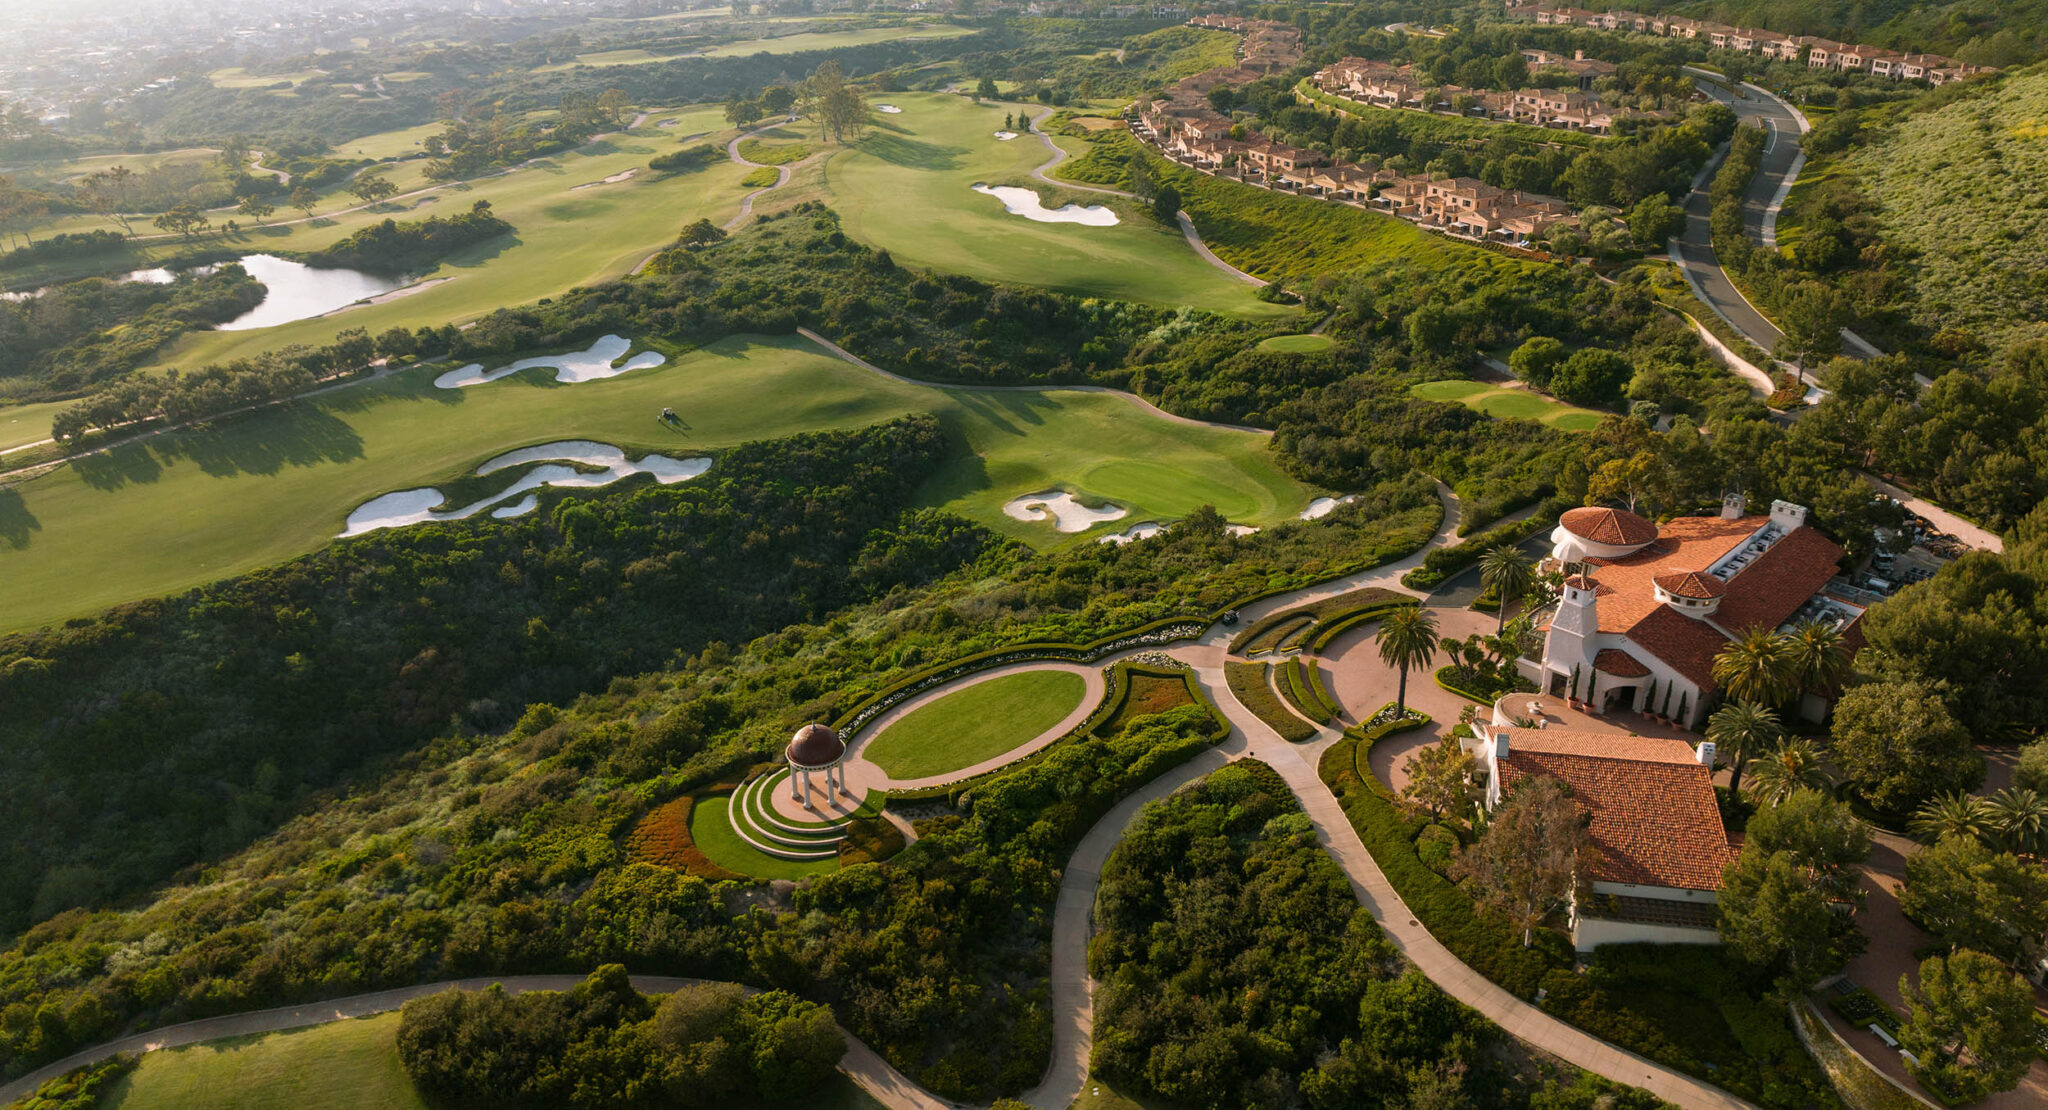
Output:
[1226, 660, 1318, 741]
[1228, 586, 1413, 654]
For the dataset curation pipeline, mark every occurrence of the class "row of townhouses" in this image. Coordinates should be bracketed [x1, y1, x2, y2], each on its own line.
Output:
[1504, 3, 1996, 84]
[1314, 56, 1665, 134]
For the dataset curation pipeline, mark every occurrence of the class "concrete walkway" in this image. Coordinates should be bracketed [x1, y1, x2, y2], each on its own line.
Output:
[837, 661, 1106, 795]
[0, 975, 947, 1110]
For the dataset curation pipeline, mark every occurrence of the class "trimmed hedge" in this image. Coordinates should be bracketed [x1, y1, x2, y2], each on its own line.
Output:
[1303, 658, 1342, 721]
[1278, 657, 1328, 725]
[1305, 601, 1417, 654]
[1226, 661, 1318, 742]
[1432, 665, 1532, 705]
[1318, 712, 1568, 997]
[1229, 587, 1414, 654]
[1400, 511, 1560, 590]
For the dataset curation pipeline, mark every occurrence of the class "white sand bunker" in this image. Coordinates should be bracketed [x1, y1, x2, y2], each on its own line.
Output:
[434, 334, 665, 389]
[1301, 495, 1358, 520]
[993, 130, 1019, 141]
[875, 104, 904, 114]
[1226, 524, 1258, 537]
[572, 168, 638, 190]
[342, 441, 710, 536]
[1099, 521, 1166, 545]
[972, 184, 1119, 226]
[1003, 490, 1127, 533]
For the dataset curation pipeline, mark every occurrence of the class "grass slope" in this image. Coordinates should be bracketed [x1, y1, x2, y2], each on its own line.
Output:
[103, 1013, 427, 1110]
[689, 794, 841, 879]
[862, 669, 1089, 778]
[699, 22, 973, 57]
[1409, 379, 1604, 431]
[1256, 333, 1333, 354]
[0, 334, 1317, 634]
[814, 91, 1289, 316]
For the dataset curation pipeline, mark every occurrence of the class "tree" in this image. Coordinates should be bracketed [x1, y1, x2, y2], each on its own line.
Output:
[1705, 700, 1780, 796]
[1507, 336, 1566, 388]
[1627, 193, 1684, 248]
[1375, 607, 1439, 715]
[2016, 739, 2048, 794]
[1830, 680, 1983, 815]
[1777, 281, 1847, 373]
[1897, 950, 2036, 1102]
[1911, 793, 1997, 846]
[347, 172, 397, 205]
[595, 88, 632, 128]
[677, 217, 727, 246]
[1401, 738, 1475, 821]
[724, 97, 759, 128]
[1547, 348, 1633, 407]
[1744, 788, 1871, 899]
[1150, 183, 1180, 225]
[1477, 544, 1534, 633]
[1711, 626, 1796, 708]
[822, 85, 867, 143]
[1985, 787, 2048, 857]
[760, 86, 797, 116]
[1898, 835, 2048, 970]
[976, 75, 999, 102]
[1745, 738, 1832, 806]
[1719, 849, 1864, 990]
[151, 203, 209, 239]
[1452, 776, 1587, 947]
[1781, 617, 1851, 701]
[236, 194, 275, 224]
[289, 185, 318, 219]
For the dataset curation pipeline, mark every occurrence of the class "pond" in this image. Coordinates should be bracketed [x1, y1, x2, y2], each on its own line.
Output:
[217, 254, 406, 331]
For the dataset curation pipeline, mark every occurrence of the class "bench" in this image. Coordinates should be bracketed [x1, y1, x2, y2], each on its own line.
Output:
[1869, 1023, 1900, 1049]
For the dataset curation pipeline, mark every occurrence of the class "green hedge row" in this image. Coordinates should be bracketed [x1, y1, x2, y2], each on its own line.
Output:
[1302, 658, 1342, 721]
[1305, 601, 1418, 654]
[1318, 710, 1569, 997]
[1225, 661, 1318, 742]
[1229, 587, 1415, 654]
[1278, 657, 1329, 724]
[1400, 512, 1560, 591]
[884, 662, 1230, 806]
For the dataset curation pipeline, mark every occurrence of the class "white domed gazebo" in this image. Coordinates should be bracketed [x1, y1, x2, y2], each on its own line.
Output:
[785, 723, 849, 810]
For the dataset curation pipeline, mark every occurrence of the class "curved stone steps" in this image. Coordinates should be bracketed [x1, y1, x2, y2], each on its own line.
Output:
[722, 773, 849, 861]
[740, 771, 853, 842]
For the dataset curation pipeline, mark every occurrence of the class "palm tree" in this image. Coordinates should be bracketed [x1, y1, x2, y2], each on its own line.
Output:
[1478, 544, 1536, 633]
[1985, 787, 2048, 857]
[1376, 606, 1440, 716]
[1783, 618, 1852, 702]
[1909, 792, 1996, 846]
[1712, 626, 1797, 709]
[1746, 737, 1832, 806]
[1705, 699, 1781, 795]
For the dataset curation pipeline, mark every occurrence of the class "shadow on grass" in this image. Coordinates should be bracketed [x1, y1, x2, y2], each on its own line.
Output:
[164, 404, 366, 478]
[855, 134, 967, 171]
[443, 233, 520, 268]
[944, 387, 1056, 437]
[72, 442, 165, 491]
[0, 488, 39, 549]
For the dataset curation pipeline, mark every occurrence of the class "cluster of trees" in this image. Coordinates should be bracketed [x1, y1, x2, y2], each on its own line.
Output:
[397, 969, 842, 1108]
[0, 265, 265, 399]
[648, 144, 722, 174]
[422, 89, 631, 181]
[47, 326, 379, 441]
[0, 229, 125, 270]
[1091, 759, 1634, 1109]
[721, 83, 797, 127]
[302, 200, 513, 273]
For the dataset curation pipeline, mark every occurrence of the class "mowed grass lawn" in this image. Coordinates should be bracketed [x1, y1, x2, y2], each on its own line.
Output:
[862, 669, 1089, 778]
[1257, 333, 1333, 354]
[103, 1013, 427, 1110]
[0, 333, 1319, 633]
[1409, 379, 1604, 431]
[821, 92, 1289, 317]
[689, 795, 841, 879]
[699, 22, 973, 56]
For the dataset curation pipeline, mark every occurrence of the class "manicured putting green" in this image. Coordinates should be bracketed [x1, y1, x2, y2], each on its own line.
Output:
[1409, 379, 1604, 431]
[103, 1013, 428, 1110]
[689, 795, 841, 879]
[1256, 333, 1333, 354]
[820, 91, 1290, 318]
[0, 334, 1317, 633]
[863, 669, 1089, 779]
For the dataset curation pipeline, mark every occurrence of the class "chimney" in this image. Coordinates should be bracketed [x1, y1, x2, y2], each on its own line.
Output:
[1574, 48, 1586, 60]
[1769, 499, 1809, 532]
[1696, 741, 1717, 766]
[1721, 492, 1746, 520]
[1494, 730, 1511, 762]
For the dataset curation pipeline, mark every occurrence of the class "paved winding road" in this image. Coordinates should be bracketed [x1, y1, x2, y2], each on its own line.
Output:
[1669, 70, 1805, 353]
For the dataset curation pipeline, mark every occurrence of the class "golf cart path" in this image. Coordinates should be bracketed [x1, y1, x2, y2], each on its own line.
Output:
[840, 662, 1107, 791]
[1023, 106, 1263, 287]
[724, 119, 804, 231]
[0, 975, 948, 1110]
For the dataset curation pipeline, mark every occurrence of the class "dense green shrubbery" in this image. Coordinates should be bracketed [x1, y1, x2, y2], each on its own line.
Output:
[301, 202, 513, 273]
[0, 230, 127, 271]
[648, 145, 722, 174]
[397, 968, 841, 1109]
[0, 265, 266, 399]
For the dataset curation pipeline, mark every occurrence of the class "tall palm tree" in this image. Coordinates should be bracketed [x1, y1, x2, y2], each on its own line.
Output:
[1712, 626, 1797, 709]
[1745, 737, 1833, 806]
[1478, 544, 1536, 633]
[1783, 618, 1852, 702]
[1376, 606, 1440, 716]
[1909, 792, 1996, 846]
[1985, 787, 2048, 857]
[1705, 699, 1781, 795]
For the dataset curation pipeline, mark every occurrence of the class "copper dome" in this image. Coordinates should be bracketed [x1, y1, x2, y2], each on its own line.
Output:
[786, 723, 846, 768]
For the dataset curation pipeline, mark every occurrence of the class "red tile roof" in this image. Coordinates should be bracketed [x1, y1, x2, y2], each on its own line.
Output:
[1653, 570, 1726, 599]
[1493, 727, 1734, 890]
[1710, 525, 1846, 633]
[1561, 506, 1658, 546]
[1625, 605, 1728, 689]
[1594, 648, 1652, 678]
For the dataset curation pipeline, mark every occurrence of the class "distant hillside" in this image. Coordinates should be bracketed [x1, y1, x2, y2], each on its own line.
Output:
[1847, 69, 2048, 353]
[1614, 0, 2047, 65]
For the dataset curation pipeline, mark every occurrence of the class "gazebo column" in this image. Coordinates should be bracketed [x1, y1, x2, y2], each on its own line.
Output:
[789, 765, 801, 801]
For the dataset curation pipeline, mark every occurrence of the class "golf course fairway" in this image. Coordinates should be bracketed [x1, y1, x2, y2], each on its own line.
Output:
[0, 333, 1319, 634]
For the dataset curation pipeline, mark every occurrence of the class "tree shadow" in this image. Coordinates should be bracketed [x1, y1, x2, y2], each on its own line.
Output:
[155, 404, 366, 478]
[0, 488, 40, 549]
[443, 233, 519, 268]
[854, 134, 965, 171]
[913, 418, 989, 507]
[73, 441, 166, 491]
[945, 388, 1055, 437]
